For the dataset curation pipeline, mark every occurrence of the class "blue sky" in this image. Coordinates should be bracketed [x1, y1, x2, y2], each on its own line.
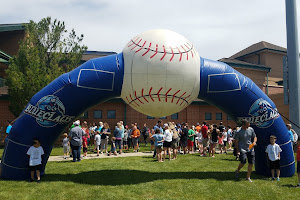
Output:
[1, 0, 300, 60]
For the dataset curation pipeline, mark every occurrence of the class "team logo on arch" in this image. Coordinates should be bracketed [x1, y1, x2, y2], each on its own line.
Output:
[24, 95, 75, 127]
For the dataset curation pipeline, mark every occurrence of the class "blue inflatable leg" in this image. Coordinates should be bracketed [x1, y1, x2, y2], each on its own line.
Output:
[1, 53, 124, 180]
[198, 58, 295, 177]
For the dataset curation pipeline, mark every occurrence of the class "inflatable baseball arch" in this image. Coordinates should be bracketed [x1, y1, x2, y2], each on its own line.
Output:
[0, 29, 295, 180]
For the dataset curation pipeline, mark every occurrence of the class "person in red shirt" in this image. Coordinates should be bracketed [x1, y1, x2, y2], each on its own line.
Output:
[297, 138, 300, 187]
[201, 121, 209, 156]
[82, 133, 88, 157]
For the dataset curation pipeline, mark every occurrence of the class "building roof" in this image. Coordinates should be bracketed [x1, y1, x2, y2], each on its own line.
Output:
[219, 58, 271, 72]
[81, 51, 117, 61]
[229, 41, 287, 59]
[0, 24, 25, 32]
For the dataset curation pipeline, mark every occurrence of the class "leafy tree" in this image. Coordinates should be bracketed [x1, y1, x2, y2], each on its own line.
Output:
[6, 17, 87, 117]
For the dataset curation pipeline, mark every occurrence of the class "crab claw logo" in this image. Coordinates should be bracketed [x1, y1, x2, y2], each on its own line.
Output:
[238, 98, 280, 128]
[24, 95, 75, 127]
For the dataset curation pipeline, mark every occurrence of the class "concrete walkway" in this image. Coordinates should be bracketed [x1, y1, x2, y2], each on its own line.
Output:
[48, 151, 154, 162]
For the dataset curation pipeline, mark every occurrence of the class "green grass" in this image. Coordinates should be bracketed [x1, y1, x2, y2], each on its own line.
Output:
[0, 151, 300, 200]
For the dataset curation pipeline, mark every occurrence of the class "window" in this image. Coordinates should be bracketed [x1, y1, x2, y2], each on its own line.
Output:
[81, 111, 88, 119]
[107, 110, 116, 119]
[159, 116, 167, 119]
[216, 113, 223, 120]
[205, 112, 212, 120]
[147, 116, 155, 119]
[227, 115, 232, 120]
[93, 110, 102, 119]
[171, 113, 178, 119]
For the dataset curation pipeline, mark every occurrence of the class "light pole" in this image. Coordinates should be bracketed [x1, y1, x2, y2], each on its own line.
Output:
[285, 0, 300, 134]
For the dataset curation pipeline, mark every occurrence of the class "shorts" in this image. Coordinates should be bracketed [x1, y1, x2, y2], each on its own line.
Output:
[239, 151, 255, 164]
[63, 146, 69, 153]
[83, 147, 88, 153]
[96, 145, 100, 151]
[29, 164, 42, 171]
[123, 141, 128, 146]
[269, 159, 280, 170]
[156, 145, 163, 150]
[223, 141, 227, 146]
[187, 140, 194, 147]
[181, 140, 187, 147]
[171, 140, 178, 149]
[197, 138, 202, 143]
[210, 139, 218, 144]
[150, 140, 155, 145]
[163, 141, 171, 148]
[132, 138, 139, 146]
[202, 138, 209, 148]
[297, 161, 300, 173]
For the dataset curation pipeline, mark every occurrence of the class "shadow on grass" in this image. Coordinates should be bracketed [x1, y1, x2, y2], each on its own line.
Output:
[43, 169, 249, 185]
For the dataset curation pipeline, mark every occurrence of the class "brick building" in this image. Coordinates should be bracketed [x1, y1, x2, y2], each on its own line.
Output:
[0, 23, 288, 132]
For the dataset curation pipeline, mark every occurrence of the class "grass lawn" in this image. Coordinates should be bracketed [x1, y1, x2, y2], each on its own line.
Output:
[0, 149, 300, 200]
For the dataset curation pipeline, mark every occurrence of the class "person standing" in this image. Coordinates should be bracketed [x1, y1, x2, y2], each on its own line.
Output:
[234, 119, 257, 182]
[187, 125, 196, 153]
[201, 121, 209, 156]
[114, 122, 123, 154]
[69, 120, 85, 162]
[286, 124, 298, 152]
[131, 125, 140, 152]
[27, 139, 44, 183]
[152, 120, 164, 157]
[2, 120, 12, 144]
[100, 123, 111, 154]
[163, 123, 173, 161]
[141, 123, 150, 146]
[265, 135, 282, 181]
[209, 124, 219, 157]
[180, 123, 189, 154]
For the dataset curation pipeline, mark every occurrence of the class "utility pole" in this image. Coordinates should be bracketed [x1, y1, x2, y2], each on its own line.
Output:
[285, 0, 300, 133]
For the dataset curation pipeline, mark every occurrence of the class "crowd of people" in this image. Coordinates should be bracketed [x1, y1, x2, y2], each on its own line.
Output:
[64, 119, 300, 185]
[1, 118, 299, 186]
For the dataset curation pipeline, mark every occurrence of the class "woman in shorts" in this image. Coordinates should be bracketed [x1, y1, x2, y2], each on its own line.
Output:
[163, 123, 173, 161]
[209, 124, 219, 157]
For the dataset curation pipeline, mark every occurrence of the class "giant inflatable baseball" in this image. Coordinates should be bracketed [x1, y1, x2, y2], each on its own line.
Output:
[0, 29, 295, 180]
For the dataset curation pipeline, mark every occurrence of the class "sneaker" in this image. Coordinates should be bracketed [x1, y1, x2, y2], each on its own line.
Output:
[297, 184, 300, 187]
[276, 177, 280, 181]
[37, 180, 41, 183]
[246, 178, 253, 183]
[271, 177, 275, 181]
[30, 179, 34, 182]
[235, 171, 239, 179]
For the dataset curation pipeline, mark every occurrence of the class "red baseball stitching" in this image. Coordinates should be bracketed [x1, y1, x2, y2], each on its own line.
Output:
[127, 38, 195, 61]
[126, 87, 192, 107]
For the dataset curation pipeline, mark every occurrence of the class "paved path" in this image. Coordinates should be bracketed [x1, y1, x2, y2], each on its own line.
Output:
[48, 151, 154, 162]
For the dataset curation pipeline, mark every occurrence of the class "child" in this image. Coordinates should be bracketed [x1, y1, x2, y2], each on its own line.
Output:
[82, 133, 88, 157]
[265, 135, 282, 181]
[94, 130, 101, 156]
[108, 137, 117, 156]
[218, 131, 224, 154]
[296, 138, 300, 187]
[27, 139, 44, 183]
[62, 133, 70, 159]
[123, 128, 129, 150]
[150, 128, 164, 162]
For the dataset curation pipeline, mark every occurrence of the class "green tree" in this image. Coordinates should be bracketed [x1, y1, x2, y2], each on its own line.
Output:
[6, 17, 87, 117]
